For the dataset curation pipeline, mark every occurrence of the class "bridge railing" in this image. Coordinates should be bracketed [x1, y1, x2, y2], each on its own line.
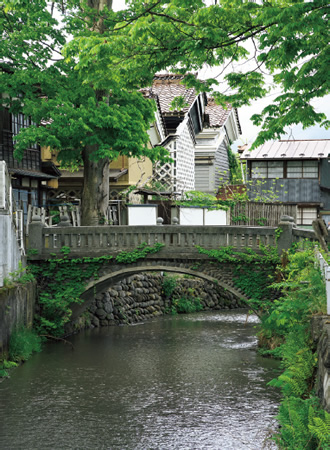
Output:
[315, 249, 330, 315]
[292, 227, 319, 245]
[27, 220, 277, 258]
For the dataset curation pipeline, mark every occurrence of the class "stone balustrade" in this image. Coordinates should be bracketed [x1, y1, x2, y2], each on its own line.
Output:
[27, 221, 278, 259]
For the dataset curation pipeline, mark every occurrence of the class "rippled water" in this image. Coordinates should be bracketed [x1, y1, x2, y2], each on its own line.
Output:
[0, 311, 280, 449]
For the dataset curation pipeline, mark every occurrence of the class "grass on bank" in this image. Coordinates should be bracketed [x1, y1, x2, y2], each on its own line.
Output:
[0, 327, 42, 378]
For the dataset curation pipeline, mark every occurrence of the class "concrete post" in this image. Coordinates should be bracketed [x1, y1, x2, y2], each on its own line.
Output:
[277, 215, 295, 255]
[58, 212, 72, 227]
[28, 213, 44, 253]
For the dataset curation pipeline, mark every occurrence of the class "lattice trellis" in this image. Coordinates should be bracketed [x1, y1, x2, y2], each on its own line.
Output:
[153, 161, 174, 190]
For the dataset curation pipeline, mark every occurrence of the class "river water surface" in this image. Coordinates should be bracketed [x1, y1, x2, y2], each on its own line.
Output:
[0, 310, 280, 449]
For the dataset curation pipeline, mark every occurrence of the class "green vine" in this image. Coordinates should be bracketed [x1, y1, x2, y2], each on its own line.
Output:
[115, 242, 165, 263]
[196, 245, 280, 316]
[29, 242, 164, 336]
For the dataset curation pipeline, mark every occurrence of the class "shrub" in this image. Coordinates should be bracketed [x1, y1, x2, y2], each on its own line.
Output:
[9, 327, 42, 362]
[172, 296, 203, 314]
[162, 275, 177, 298]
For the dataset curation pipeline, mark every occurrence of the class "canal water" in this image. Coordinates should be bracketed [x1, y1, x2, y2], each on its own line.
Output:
[0, 311, 280, 449]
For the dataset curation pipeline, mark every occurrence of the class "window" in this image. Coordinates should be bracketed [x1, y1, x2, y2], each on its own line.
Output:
[287, 160, 318, 178]
[251, 161, 267, 178]
[297, 207, 318, 225]
[268, 161, 283, 178]
[251, 160, 318, 179]
[251, 161, 283, 178]
[11, 114, 38, 149]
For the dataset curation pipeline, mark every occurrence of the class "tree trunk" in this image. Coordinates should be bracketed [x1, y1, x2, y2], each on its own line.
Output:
[80, 0, 113, 225]
[81, 145, 109, 226]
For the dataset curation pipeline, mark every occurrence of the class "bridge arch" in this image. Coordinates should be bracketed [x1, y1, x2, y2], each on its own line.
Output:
[71, 259, 249, 320]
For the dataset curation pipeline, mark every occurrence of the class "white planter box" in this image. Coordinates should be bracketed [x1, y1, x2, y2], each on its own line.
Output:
[128, 205, 158, 226]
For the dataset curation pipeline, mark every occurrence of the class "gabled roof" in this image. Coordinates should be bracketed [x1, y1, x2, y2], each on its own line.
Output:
[241, 140, 330, 160]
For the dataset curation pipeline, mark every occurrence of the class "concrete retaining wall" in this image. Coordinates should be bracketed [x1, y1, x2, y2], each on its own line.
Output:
[0, 282, 36, 356]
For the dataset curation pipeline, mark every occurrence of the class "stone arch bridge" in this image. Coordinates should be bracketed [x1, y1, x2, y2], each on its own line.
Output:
[27, 221, 317, 319]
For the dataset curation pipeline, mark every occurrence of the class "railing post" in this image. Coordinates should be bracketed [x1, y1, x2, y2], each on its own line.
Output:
[28, 213, 44, 253]
[277, 215, 295, 255]
[326, 265, 330, 316]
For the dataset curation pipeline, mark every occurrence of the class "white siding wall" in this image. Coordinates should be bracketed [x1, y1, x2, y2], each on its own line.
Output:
[214, 140, 230, 192]
[153, 117, 195, 192]
[175, 119, 195, 192]
[195, 164, 215, 193]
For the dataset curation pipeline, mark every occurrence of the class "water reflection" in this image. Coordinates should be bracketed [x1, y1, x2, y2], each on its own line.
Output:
[0, 310, 280, 449]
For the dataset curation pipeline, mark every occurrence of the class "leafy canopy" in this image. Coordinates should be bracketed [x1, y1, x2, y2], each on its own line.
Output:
[0, 0, 169, 167]
[71, 0, 329, 147]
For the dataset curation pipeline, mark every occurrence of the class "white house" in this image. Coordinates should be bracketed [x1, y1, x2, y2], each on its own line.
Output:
[147, 74, 241, 194]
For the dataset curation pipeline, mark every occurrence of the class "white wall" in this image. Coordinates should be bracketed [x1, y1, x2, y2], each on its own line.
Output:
[128, 205, 158, 225]
[177, 207, 228, 225]
[179, 207, 204, 225]
[0, 161, 23, 287]
[204, 209, 227, 225]
[0, 216, 22, 287]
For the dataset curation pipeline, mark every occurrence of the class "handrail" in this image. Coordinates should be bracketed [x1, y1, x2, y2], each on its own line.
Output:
[315, 248, 330, 315]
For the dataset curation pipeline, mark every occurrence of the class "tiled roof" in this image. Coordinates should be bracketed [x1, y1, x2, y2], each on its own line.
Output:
[241, 140, 330, 160]
[151, 74, 197, 115]
[205, 98, 232, 128]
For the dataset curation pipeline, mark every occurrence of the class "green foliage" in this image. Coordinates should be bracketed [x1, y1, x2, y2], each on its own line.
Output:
[8, 327, 42, 362]
[93, 0, 329, 147]
[0, 360, 18, 378]
[273, 397, 322, 450]
[1, 0, 170, 225]
[197, 244, 280, 266]
[231, 213, 248, 224]
[0, 262, 35, 290]
[268, 330, 316, 398]
[175, 191, 229, 211]
[162, 275, 177, 298]
[227, 147, 243, 185]
[29, 242, 164, 336]
[115, 242, 165, 264]
[308, 411, 330, 448]
[169, 95, 189, 111]
[172, 295, 203, 314]
[250, 243, 329, 448]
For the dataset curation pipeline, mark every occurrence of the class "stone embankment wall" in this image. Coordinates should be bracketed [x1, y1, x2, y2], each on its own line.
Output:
[0, 282, 36, 356]
[86, 274, 244, 328]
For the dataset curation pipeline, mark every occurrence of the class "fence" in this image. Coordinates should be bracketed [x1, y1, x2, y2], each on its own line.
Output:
[230, 202, 297, 226]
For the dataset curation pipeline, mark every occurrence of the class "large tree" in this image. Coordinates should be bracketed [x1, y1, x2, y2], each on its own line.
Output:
[0, 0, 169, 225]
[73, 0, 329, 148]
